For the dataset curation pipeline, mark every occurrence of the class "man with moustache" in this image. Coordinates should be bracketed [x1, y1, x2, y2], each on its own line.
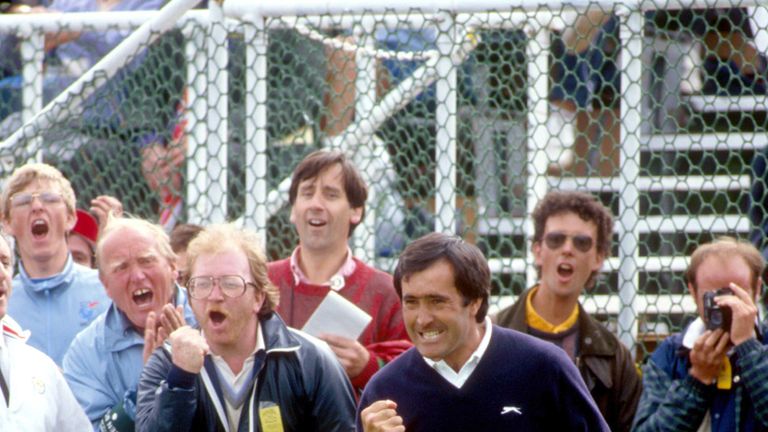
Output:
[136, 224, 356, 431]
[63, 216, 194, 430]
[2, 163, 108, 365]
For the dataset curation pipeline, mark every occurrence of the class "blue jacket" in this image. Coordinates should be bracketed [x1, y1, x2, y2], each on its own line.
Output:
[633, 321, 768, 431]
[135, 313, 357, 432]
[63, 286, 196, 430]
[8, 255, 109, 365]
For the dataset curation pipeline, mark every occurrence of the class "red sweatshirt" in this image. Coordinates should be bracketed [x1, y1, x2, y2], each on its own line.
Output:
[268, 257, 410, 390]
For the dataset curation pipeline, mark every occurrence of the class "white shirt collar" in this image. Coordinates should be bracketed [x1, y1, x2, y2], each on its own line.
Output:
[422, 316, 493, 389]
[210, 326, 265, 432]
[289, 247, 356, 291]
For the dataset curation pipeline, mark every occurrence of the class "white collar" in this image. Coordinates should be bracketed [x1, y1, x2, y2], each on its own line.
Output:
[422, 316, 493, 388]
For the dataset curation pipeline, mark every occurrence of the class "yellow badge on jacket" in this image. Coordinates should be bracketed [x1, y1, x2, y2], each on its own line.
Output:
[716, 357, 732, 390]
[259, 403, 284, 432]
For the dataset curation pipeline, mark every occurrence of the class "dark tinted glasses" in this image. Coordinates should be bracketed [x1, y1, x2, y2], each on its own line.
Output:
[543, 232, 594, 253]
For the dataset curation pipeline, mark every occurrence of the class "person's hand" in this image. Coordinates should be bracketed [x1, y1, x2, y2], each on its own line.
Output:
[319, 333, 370, 378]
[688, 329, 729, 384]
[360, 400, 405, 432]
[142, 305, 187, 364]
[716, 283, 758, 346]
[90, 195, 123, 229]
[169, 326, 209, 374]
[140, 140, 185, 195]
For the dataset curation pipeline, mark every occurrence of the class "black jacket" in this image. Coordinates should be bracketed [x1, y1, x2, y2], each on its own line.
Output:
[494, 286, 642, 432]
[135, 313, 356, 432]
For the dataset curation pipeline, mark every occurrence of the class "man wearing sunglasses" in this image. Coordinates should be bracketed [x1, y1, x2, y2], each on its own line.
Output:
[1, 163, 109, 366]
[494, 190, 641, 432]
[63, 216, 195, 431]
[135, 224, 356, 431]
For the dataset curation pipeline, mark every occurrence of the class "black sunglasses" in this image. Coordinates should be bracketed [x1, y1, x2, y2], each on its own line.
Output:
[543, 232, 594, 253]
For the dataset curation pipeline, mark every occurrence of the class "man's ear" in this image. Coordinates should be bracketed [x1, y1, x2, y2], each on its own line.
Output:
[65, 208, 77, 232]
[1, 220, 12, 236]
[350, 206, 363, 225]
[532, 241, 542, 266]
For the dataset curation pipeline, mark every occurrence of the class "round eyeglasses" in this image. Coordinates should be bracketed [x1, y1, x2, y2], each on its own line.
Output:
[10, 191, 64, 208]
[186, 275, 257, 299]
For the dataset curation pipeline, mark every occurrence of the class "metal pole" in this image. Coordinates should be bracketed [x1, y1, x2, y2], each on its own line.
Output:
[244, 16, 269, 240]
[351, 17, 378, 262]
[205, 0, 228, 223]
[526, 26, 551, 288]
[434, 12, 458, 234]
[185, 24, 208, 224]
[19, 33, 44, 163]
[618, 7, 643, 355]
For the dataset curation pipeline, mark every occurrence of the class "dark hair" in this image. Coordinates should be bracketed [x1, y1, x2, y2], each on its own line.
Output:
[288, 150, 368, 235]
[394, 232, 490, 323]
[170, 223, 204, 254]
[532, 191, 613, 288]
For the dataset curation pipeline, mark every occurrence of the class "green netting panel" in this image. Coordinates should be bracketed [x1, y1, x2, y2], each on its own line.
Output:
[2, 2, 768, 360]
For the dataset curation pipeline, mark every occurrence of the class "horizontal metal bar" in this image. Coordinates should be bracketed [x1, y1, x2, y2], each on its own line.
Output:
[490, 293, 696, 316]
[486, 256, 690, 274]
[0, 9, 213, 32]
[645, 133, 768, 152]
[478, 214, 748, 236]
[685, 95, 768, 113]
[550, 175, 750, 192]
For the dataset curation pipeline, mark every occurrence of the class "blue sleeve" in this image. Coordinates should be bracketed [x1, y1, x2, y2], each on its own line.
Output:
[306, 341, 357, 432]
[552, 351, 610, 431]
[135, 349, 198, 432]
[62, 338, 117, 431]
[632, 354, 712, 431]
[735, 338, 768, 427]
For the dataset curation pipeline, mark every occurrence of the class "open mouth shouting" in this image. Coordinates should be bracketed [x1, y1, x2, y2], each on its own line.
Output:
[557, 263, 574, 279]
[207, 309, 228, 330]
[132, 288, 154, 309]
[31, 219, 49, 239]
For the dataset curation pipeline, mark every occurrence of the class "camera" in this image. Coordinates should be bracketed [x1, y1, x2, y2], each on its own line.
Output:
[703, 287, 733, 331]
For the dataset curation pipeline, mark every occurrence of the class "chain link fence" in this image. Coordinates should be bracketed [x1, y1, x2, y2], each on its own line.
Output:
[2, 0, 768, 359]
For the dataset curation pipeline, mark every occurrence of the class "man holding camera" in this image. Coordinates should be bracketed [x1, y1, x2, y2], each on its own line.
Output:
[633, 237, 768, 431]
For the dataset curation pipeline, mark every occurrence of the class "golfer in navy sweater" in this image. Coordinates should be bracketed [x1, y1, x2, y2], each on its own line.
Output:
[357, 233, 609, 431]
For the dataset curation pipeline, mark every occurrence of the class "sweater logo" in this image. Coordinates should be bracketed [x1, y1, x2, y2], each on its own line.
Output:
[501, 406, 522, 415]
[79, 300, 100, 325]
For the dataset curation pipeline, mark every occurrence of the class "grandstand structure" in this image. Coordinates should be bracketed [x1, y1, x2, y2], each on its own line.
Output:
[1, 0, 767, 358]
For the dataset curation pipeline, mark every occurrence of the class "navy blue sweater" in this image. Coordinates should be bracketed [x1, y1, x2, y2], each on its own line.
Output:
[357, 325, 608, 431]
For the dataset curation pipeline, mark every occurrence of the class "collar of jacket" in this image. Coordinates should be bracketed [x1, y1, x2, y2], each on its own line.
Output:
[17, 253, 76, 293]
[500, 286, 619, 387]
[261, 312, 302, 355]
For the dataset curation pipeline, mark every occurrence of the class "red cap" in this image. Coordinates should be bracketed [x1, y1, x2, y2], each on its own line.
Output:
[73, 209, 99, 244]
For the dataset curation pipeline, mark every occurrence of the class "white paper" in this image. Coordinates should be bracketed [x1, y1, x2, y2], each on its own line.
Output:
[302, 291, 372, 340]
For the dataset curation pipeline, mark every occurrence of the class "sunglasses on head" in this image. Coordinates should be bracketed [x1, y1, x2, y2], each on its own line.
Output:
[543, 232, 594, 253]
